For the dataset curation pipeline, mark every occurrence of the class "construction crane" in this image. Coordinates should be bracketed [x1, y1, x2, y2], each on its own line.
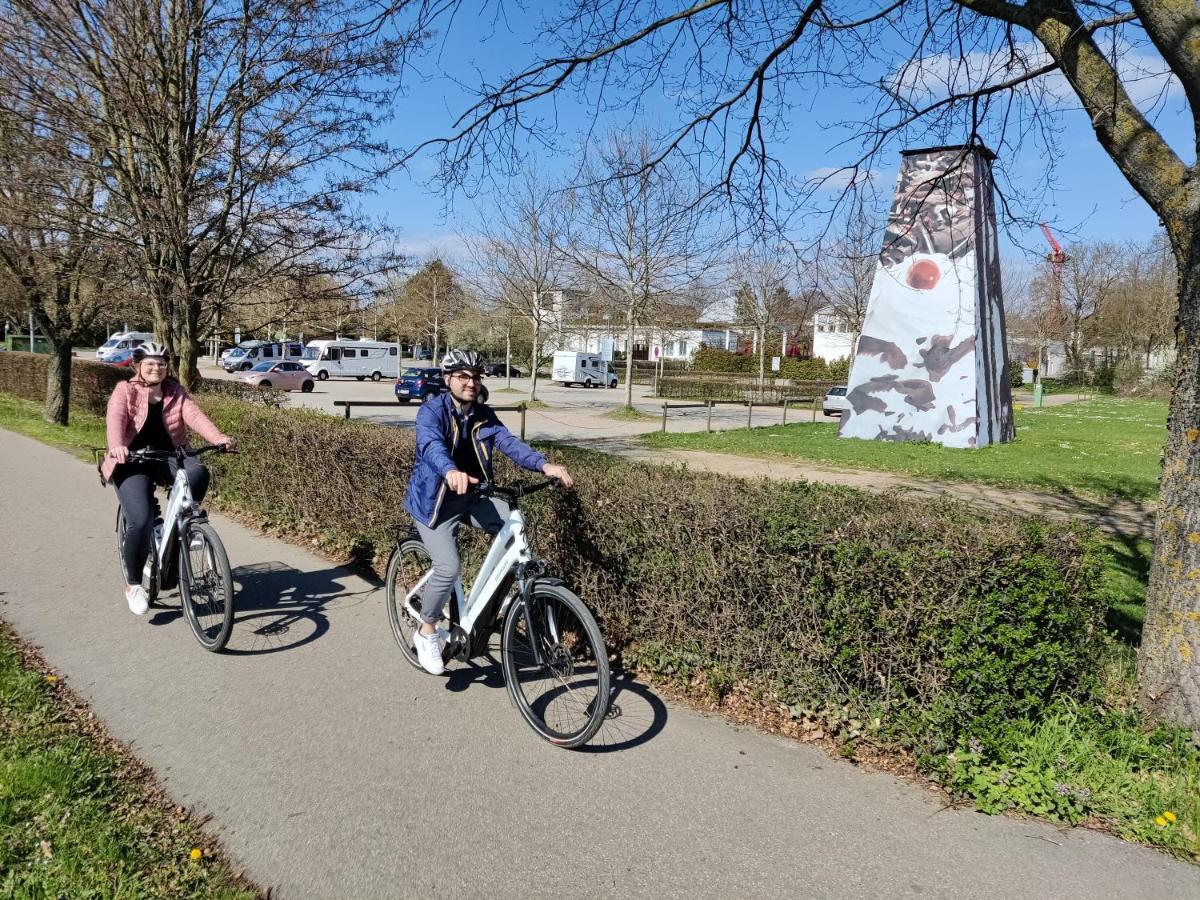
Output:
[1039, 222, 1070, 307]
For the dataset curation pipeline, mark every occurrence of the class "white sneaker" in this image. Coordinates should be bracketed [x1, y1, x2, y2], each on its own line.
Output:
[413, 626, 445, 675]
[126, 585, 149, 616]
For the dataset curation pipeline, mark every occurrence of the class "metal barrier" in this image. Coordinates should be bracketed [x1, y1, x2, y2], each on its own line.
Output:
[333, 400, 529, 439]
[657, 396, 823, 433]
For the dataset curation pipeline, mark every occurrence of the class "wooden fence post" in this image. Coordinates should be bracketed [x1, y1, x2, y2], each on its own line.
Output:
[519, 403, 527, 440]
[661, 402, 668, 433]
[782, 399, 789, 426]
[706, 400, 713, 432]
[344, 403, 351, 420]
[746, 401, 753, 429]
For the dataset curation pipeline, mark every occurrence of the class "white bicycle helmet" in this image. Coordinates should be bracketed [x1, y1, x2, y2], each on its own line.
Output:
[132, 341, 167, 361]
[441, 348, 485, 375]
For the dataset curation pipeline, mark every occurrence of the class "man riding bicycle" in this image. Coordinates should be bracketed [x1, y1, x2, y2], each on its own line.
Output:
[404, 348, 573, 674]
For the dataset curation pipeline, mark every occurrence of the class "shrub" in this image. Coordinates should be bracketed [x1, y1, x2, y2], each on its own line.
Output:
[0, 351, 128, 415]
[197, 396, 1105, 759]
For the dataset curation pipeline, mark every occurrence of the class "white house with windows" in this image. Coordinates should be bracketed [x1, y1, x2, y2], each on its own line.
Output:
[812, 306, 858, 362]
[553, 294, 794, 360]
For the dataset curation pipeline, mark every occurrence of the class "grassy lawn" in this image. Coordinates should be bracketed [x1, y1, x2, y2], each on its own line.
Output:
[0, 393, 107, 461]
[644, 397, 1167, 501]
[0, 623, 259, 897]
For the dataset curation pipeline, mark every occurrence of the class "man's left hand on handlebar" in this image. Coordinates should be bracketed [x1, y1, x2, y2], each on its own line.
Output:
[542, 463, 573, 489]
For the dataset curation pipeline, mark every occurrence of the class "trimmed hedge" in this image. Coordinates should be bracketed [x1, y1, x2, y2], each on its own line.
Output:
[0, 351, 129, 416]
[197, 395, 1106, 760]
[692, 346, 850, 382]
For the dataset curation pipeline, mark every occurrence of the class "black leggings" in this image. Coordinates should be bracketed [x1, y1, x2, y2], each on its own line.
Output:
[112, 457, 210, 585]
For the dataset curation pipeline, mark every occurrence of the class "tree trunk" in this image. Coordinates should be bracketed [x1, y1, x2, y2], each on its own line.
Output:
[529, 317, 541, 402]
[505, 321, 513, 391]
[1139, 236, 1200, 734]
[177, 339, 201, 391]
[624, 307, 635, 409]
[758, 325, 766, 383]
[44, 341, 72, 426]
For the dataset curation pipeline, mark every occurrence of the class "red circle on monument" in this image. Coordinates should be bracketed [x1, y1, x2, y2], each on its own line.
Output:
[907, 259, 941, 290]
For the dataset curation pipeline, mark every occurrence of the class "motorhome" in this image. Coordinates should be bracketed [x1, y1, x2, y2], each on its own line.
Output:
[303, 339, 401, 381]
[551, 351, 618, 388]
[96, 331, 155, 361]
[222, 341, 304, 372]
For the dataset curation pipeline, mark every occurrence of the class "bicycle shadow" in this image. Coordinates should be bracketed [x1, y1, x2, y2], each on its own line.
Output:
[217, 561, 370, 655]
[442, 652, 668, 752]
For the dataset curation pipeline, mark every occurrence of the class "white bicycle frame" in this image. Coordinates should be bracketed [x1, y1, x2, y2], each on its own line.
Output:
[152, 464, 197, 571]
[403, 506, 534, 636]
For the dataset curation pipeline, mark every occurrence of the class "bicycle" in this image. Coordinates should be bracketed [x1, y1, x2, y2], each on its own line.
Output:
[96, 445, 236, 651]
[385, 479, 611, 748]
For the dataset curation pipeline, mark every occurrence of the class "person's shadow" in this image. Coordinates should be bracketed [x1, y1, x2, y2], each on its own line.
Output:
[147, 561, 368, 654]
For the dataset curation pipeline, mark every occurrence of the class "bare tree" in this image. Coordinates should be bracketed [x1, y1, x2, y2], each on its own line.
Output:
[565, 134, 712, 409]
[1, 0, 413, 387]
[0, 96, 120, 424]
[462, 172, 569, 401]
[816, 201, 880, 359]
[384, 259, 469, 362]
[731, 244, 795, 381]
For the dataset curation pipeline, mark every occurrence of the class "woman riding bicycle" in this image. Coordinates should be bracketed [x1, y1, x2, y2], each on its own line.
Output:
[102, 342, 234, 616]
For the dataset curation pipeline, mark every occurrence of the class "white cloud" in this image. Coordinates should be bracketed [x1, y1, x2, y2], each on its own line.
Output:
[803, 166, 877, 190]
[890, 40, 1181, 117]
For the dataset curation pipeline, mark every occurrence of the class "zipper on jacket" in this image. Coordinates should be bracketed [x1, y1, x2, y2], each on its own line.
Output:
[427, 413, 460, 526]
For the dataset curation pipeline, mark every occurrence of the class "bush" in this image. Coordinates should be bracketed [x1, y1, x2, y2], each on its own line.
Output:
[0, 351, 128, 415]
[197, 396, 1106, 759]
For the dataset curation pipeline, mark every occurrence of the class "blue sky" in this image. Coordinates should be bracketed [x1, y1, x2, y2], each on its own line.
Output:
[369, 7, 1189, 269]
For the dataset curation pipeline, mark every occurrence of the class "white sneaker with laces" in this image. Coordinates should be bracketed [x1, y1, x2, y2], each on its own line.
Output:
[413, 626, 446, 675]
[126, 585, 149, 616]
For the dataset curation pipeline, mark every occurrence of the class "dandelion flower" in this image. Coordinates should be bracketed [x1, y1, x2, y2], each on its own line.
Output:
[1164, 811, 1177, 823]
[1155, 816, 1168, 827]
[190, 848, 202, 860]
[44, 674, 57, 683]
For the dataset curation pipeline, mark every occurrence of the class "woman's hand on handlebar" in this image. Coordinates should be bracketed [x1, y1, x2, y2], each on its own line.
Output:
[543, 463, 574, 489]
[109, 446, 130, 465]
[445, 470, 479, 495]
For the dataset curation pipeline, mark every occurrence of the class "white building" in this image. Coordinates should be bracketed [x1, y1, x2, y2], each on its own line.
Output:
[812, 306, 858, 363]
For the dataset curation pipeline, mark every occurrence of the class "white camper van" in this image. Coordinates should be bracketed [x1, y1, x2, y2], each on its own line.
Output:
[303, 339, 401, 381]
[96, 331, 155, 361]
[552, 351, 618, 388]
[222, 341, 304, 372]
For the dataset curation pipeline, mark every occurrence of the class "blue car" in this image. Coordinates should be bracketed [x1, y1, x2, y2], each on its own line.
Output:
[394, 367, 446, 403]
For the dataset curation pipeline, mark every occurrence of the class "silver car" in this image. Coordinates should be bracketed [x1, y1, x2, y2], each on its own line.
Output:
[822, 384, 850, 416]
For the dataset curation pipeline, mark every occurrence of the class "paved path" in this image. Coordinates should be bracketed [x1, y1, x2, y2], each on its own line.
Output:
[1, 427, 1193, 899]
[565, 436, 1157, 538]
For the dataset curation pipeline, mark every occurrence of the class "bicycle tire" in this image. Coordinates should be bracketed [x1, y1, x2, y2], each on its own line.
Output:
[116, 508, 159, 606]
[178, 521, 234, 651]
[501, 582, 610, 748]
[385, 538, 437, 670]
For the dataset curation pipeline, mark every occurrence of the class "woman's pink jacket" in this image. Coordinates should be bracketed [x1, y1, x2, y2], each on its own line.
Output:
[102, 377, 229, 480]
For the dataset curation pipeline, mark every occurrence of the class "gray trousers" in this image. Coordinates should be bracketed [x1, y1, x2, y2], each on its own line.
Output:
[413, 493, 510, 624]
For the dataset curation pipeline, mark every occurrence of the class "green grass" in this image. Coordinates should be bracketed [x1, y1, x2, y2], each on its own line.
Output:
[644, 397, 1167, 501]
[0, 393, 107, 460]
[0, 623, 259, 897]
[947, 695, 1200, 860]
[604, 405, 656, 421]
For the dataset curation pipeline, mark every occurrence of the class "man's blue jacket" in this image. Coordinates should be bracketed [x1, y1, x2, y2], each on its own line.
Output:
[404, 390, 548, 527]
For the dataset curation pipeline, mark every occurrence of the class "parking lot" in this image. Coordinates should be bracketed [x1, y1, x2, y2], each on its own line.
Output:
[202, 357, 827, 443]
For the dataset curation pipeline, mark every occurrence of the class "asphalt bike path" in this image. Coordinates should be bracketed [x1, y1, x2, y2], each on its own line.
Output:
[0, 427, 1194, 899]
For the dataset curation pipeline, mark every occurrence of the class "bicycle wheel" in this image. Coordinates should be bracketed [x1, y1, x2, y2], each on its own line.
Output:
[501, 582, 610, 748]
[178, 521, 234, 651]
[116, 508, 159, 606]
[385, 538, 439, 670]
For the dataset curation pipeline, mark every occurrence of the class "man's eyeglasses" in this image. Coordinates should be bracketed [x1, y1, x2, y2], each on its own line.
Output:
[451, 372, 482, 382]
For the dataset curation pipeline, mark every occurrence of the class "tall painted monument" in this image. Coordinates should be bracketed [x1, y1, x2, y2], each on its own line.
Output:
[838, 145, 1014, 448]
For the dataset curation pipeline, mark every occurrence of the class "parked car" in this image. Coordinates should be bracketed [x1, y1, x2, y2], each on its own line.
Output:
[394, 367, 445, 403]
[483, 362, 524, 377]
[413, 346, 434, 361]
[104, 348, 137, 367]
[822, 384, 850, 416]
[238, 361, 315, 392]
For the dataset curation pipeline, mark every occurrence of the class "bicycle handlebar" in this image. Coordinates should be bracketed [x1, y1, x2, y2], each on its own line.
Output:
[473, 477, 560, 501]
